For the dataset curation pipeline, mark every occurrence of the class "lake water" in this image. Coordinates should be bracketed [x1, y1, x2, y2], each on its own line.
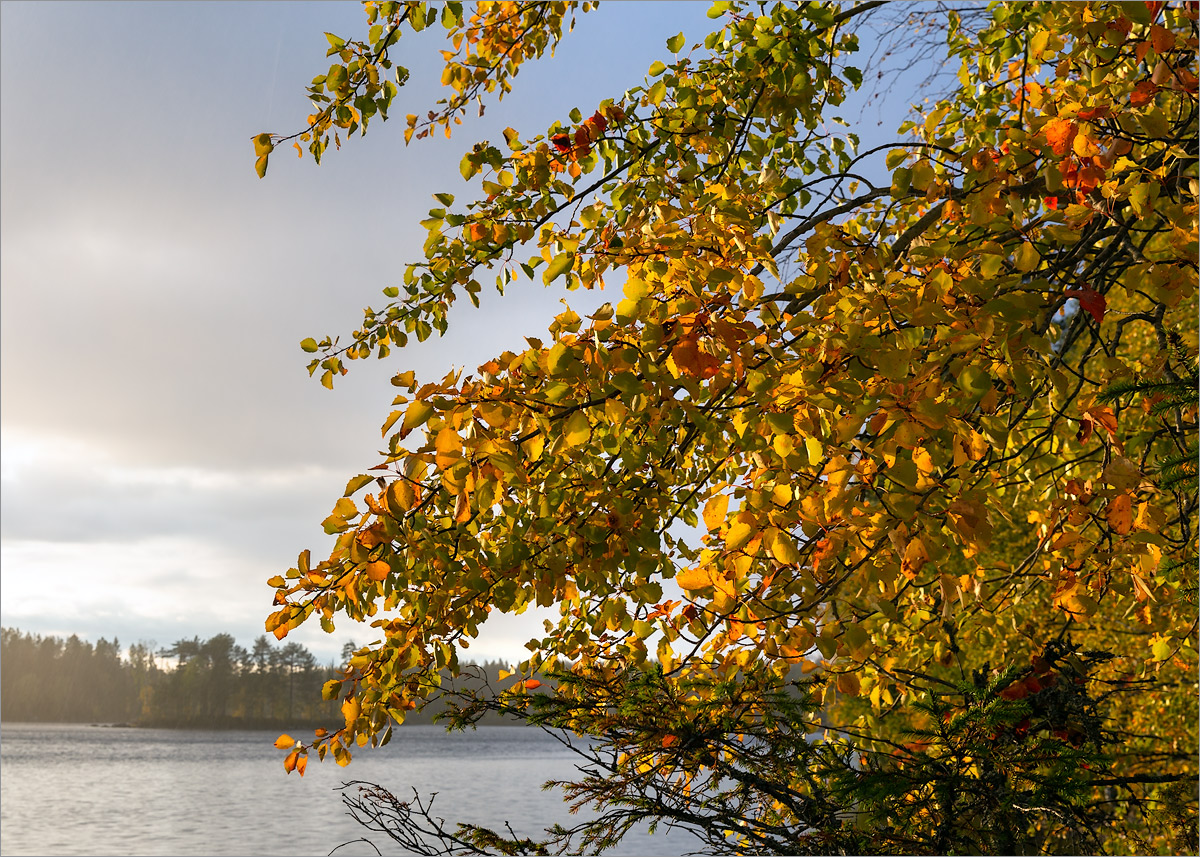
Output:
[0, 723, 689, 856]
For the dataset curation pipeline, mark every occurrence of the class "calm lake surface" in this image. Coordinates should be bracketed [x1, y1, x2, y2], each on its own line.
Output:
[1, 723, 688, 856]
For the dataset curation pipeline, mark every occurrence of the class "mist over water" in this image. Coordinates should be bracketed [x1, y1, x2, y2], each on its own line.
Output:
[0, 724, 684, 856]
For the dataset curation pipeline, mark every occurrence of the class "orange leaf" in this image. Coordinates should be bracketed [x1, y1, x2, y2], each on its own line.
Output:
[1150, 23, 1174, 54]
[523, 679, 542, 690]
[296, 754, 308, 776]
[274, 734, 295, 750]
[1085, 405, 1119, 438]
[454, 491, 471, 523]
[357, 522, 387, 548]
[1107, 493, 1133, 534]
[366, 560, 390, 582]
[1130, 79, 1158, 107]
[284, 749, 299, 773]
[1043, 118, 1076, 156]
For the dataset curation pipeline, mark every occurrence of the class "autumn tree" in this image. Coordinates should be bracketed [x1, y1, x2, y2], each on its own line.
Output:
[257, 1, 1197, 852]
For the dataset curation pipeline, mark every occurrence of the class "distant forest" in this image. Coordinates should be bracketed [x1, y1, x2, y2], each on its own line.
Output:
[0, 628, 514, 729]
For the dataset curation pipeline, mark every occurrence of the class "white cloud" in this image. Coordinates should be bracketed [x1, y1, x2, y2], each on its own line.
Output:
[1, 0, 716, 664]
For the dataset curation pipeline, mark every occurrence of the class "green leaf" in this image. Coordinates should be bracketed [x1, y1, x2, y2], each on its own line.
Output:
[543, 252, 574, 285]
[547, 342, 575, 375]
[434, 192, 455, 206]
[1150, 634, 1172, 661]
[255, 155, 269, 179]
[253, 133, 274, 156]
[326, 64, 348, 92]
[1122, 1, 1152, 24]
[885, 149, 907, 170]
[324, 32, 346, 50]
[958, 365, 992, 400]
[648, 60, 667, 77]
[300, 337, 319, 353]
[666, 32, 685, 53]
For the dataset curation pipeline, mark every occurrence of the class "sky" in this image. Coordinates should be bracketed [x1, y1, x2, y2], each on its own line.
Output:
[0, 1, 727, 664]
[1, 1, 924, 666]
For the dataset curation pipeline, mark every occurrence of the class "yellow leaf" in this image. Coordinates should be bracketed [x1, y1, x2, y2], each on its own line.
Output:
[435, 427, 462, 456]
[804, 436, 823, 465]
[676, 566, 713, 590]
[725, 520, 755, 552]
[1015, 242, 1040, 272]
[381, 410, 404, 438]
[843, 623, 873, 661]
[836, 672, 861, 696]
[901, 536, 930, 580]
[386, 480, 416, 514]
[402, 400, 435, 435]
[767, 530, 801, 564]
[563, 411, 590, 447]
[274, 734, 295, 750]
[342, 696, 361, 729]
[703, 494, 729, 532]
[523, 433, 544, 461]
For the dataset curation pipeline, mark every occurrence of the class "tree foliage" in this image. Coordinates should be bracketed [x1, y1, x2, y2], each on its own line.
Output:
[256, 1, 1197, 852]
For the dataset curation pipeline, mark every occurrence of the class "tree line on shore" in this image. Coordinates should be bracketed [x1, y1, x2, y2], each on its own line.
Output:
[0, 627, 516, 728]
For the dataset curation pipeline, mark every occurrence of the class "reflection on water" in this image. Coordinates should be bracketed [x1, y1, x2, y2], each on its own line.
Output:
[0, 723, 684, 856]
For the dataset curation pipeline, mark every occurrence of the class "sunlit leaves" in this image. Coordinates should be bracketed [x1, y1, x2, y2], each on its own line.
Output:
[262, 2, 1198, 810]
